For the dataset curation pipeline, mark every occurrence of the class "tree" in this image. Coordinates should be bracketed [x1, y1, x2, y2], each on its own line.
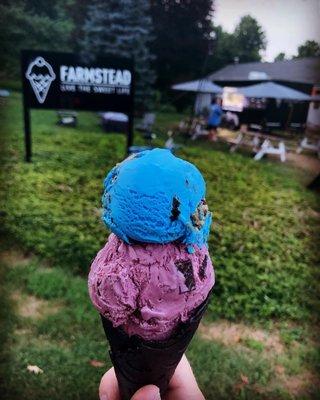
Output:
[82, 0, 156, 111]
[150, 0, 214, 90]
[233, 15, 267, 63]
[207, 16, 267, 74]
[65, 0, 92, 52]
[274, 52, 286, 62]
[207, 25, 238, 72]
[0, 0, 73, 78]
[295, 40, 320, 58]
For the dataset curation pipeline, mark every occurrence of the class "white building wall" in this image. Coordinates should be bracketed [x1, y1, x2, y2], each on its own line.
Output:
[307, 86, 320, 130]
[307, 103, 320, 130]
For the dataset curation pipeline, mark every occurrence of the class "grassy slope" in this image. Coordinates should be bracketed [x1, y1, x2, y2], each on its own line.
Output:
[0, 92, 319, 399]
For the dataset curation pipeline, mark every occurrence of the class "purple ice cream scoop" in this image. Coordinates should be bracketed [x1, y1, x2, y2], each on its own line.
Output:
[88, 234, 214, 341]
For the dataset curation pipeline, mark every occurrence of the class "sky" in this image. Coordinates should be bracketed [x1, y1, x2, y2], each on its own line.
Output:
[214, 0, 320, 61]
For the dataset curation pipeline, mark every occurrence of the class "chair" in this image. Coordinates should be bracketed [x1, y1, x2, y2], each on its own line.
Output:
[289, 122, 305, 134]
[57, 110, 77, 127]
[165, 130, 182, 153]
[136, 113, 156, 132]
[264, 121, 282, 133]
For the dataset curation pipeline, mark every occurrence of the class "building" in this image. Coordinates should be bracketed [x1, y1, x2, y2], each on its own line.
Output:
[203, 57, 320, 130]
[208, 57, 320, 91]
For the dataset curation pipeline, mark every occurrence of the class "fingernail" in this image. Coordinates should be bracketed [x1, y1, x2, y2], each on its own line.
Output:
[100, 395, 108, 400]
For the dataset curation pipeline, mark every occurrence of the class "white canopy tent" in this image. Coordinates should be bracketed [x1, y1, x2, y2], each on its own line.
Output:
[171, 79, 222, 114]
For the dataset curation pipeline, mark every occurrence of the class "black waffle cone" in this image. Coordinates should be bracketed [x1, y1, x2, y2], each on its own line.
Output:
[100, 292, 211, 400]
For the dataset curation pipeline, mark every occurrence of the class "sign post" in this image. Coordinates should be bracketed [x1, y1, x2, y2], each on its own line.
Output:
[127, 113, 134, 153]
[22, 97, 32, 162]
[21, 50, 134, 162]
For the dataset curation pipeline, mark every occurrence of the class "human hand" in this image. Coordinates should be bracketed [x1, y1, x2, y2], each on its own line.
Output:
[99, 354, 205, 400]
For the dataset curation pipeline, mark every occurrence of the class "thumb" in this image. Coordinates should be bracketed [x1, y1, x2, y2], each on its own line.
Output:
[131, 384, 161, 400]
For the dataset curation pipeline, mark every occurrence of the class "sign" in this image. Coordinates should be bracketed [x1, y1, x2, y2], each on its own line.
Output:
[21, 50, 135, 161]
[222, 87, 246, 112]
[248, 71, 269, 80]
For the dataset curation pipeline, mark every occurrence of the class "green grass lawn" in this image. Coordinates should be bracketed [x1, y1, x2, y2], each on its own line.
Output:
[1, 92, 319, 399]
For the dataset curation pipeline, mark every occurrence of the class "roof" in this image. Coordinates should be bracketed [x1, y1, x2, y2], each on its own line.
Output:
[171, 79, 222, 94]
[208, 57, 320, 85]
[237, 82, 311, 100]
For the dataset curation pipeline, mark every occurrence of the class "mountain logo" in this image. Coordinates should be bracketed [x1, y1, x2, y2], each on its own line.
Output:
[25, 57, 56, 103]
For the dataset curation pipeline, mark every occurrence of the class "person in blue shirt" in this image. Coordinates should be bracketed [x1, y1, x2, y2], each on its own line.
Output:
[207, 97, 223, 142]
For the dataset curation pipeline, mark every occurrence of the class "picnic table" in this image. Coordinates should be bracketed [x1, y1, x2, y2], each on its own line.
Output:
[173, 117, 208, 140]
[230, 128, 287, 162]
[296, 134, 320, 158]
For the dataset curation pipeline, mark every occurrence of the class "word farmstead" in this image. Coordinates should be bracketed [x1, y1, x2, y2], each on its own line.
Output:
[60, 66, 132, 94]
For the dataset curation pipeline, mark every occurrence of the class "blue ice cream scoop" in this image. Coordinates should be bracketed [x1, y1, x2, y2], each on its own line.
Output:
[102, 148, 212, 251]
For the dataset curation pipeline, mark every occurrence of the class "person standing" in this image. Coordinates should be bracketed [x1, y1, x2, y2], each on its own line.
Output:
[207, 97, 223, 142]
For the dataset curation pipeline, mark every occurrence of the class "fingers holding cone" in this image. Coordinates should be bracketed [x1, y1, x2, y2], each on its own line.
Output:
[99, 367, 160, 400]
[99, 355, 204, 400]
[99, 367, 120, 400]
[164, 355, 205, 400]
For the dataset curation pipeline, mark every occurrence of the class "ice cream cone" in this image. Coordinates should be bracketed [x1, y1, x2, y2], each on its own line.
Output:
[100, 291, 211, 400]
[89, 149, 215, 399]
[25, 57, 56, 104]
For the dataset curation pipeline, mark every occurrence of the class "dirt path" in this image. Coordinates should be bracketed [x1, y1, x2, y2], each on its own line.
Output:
[218, 128, 320, 176]
[199, 320, 320, 398]
[286, 152, 320, 175]
[199, 320, 284, 353]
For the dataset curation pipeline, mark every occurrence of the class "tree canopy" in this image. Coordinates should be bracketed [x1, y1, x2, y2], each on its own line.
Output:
[82, 0, 155, 111]
[274, 52, 286, 62]
[0, 0, 73, 78]
[150, 0, 214, 90]
[207, 15, 267, 74]
[207, 25, 237, 72]
[233, 15, 267, 63]
[295, 40, 320, 58]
